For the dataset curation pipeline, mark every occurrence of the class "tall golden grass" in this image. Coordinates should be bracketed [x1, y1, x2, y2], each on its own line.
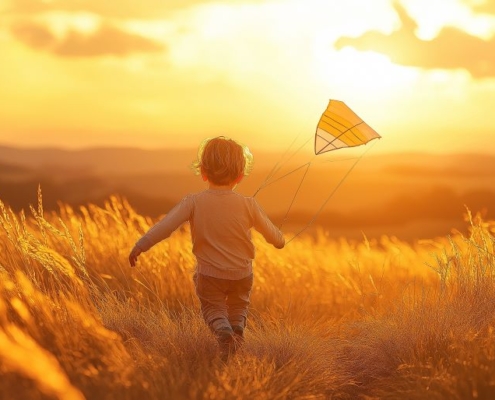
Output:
[1, 189, 494, 399]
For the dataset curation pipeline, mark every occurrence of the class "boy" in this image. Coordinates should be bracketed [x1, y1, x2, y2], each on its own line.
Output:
[129, 136, 285, 360]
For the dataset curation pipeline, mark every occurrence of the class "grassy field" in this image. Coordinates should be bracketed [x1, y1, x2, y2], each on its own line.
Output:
[1, 191, 494, 399]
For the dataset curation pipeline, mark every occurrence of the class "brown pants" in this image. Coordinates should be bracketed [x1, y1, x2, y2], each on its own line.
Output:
[194, 273, 254, 333]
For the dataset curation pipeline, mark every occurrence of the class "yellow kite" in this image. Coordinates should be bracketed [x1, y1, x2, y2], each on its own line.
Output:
[315, 100, 381, 154]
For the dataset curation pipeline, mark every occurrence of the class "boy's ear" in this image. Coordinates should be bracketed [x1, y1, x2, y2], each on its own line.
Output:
[200, 166, 208, 182]
[234, 173, 244, 184]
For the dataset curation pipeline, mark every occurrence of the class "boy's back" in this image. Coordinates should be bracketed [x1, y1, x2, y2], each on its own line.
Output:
[135, 188, 284, 280]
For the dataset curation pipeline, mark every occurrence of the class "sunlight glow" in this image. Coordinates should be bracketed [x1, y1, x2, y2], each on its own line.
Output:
[1, 0, 495, 152]
[314, 48, 419, 94]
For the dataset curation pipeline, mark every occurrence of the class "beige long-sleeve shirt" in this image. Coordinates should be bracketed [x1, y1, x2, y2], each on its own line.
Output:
[135, 189, 285, 279]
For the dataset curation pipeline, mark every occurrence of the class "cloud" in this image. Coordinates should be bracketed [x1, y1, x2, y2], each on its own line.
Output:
[471, 1, 495, 15]
[334, 3, 495, 78]
[11, 19, 164, 57]
[9, 19, 55, 49]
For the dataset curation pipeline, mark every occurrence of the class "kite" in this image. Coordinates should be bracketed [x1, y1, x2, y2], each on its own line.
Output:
[254, 99, 382, 242]
[315, 100, 381, 155]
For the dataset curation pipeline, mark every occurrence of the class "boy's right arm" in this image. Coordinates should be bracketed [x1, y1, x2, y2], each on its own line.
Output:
[129, 195, 194, 266]
[129, 245, 142, 267]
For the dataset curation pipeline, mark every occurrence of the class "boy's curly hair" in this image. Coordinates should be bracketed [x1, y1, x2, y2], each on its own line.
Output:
[192, 136, 253, 186]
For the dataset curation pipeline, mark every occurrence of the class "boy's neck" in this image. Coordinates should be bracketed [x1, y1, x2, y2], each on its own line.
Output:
[208, 182, 236, 191]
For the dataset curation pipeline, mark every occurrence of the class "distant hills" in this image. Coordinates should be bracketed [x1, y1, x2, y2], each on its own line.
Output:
[1, 145, 494, 241]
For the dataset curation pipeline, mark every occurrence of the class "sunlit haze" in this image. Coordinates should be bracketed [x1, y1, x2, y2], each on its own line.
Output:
[1, 0, 494, 153]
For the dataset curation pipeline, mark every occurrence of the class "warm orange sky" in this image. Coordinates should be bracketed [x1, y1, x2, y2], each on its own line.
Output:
[0, 0, 494, 154]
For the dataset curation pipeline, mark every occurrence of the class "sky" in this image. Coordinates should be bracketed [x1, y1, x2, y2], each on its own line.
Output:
[0, 0, 494, 154]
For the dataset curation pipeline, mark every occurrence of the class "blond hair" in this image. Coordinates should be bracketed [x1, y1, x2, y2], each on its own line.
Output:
[192, 136, 253, 185]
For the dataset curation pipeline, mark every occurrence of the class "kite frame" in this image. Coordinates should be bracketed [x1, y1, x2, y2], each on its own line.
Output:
[315, 99, 380, 155]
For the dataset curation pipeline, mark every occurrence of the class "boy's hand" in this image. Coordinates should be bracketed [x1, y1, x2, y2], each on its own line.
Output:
[129, 246, 142, 267]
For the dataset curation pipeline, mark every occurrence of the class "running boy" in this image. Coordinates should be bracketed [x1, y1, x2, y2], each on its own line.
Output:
[128, 136, 285, 360]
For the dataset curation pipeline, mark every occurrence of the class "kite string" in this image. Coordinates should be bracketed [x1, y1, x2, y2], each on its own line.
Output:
[254, 151, 356, 195]
[285, 140, 378, 245]
[256, 161, 312, 192]
[279, 161, 312, 230]
[253, 135, 313, 197]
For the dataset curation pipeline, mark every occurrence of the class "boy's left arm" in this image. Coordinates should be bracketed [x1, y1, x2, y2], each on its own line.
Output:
[251, 199, 285, 249]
